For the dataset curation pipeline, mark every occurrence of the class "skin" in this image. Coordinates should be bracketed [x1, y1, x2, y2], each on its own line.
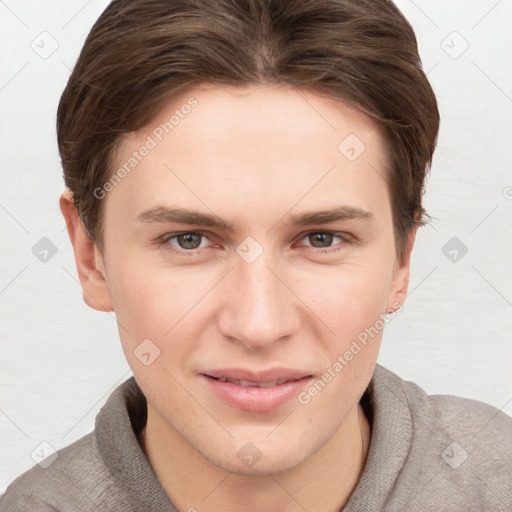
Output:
[60, 83, 416, 512]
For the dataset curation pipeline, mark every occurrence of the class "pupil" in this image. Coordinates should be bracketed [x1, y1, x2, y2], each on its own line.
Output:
[179, 233, 201, 249]
[310, 232, 332, 248]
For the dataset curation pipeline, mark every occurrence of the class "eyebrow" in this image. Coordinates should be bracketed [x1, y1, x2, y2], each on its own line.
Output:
[135, 205, 375, 230]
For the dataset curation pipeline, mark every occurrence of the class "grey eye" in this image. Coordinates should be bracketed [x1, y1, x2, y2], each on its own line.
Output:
[308, 232, 334, 248]
[176, 233, 203, 249]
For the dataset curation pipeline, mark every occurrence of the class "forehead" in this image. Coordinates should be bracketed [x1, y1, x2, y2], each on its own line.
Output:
[138, 83, 384, 156]
[107, 84, 391, 229]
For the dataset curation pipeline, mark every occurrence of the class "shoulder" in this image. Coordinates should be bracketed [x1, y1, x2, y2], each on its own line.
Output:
[373, 365, 512, 510]
[373, 364, 512, 442]
[398, 368, 511, 456]
[400, 366, 512, 442]
[0, 433, 129, 512]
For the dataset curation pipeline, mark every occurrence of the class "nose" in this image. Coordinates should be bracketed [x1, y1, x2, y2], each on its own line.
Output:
[218, 249, 300, 351]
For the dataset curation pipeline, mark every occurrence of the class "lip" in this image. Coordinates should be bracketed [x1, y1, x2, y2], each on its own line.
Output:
[200, 368, 313, 413]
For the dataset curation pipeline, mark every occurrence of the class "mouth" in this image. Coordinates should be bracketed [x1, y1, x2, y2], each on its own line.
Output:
[200, 369, 313, 413]
[209, 376, 296, 387]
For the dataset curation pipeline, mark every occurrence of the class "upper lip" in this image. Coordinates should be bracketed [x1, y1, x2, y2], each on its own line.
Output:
[202, 368, 312, 383]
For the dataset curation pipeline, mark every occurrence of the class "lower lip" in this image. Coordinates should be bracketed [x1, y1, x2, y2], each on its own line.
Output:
[201, 375, 312, 413]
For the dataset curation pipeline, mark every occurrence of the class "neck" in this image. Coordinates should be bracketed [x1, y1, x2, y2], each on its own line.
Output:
[139, 402, 370, 512]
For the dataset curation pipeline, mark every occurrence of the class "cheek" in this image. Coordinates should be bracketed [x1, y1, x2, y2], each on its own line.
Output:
[107, 251, 180, 322]
[293, 256, 394, 339]
[292, 264, 391, 419]
[106, 255, 213, 359]
[104, 257, 170, 355]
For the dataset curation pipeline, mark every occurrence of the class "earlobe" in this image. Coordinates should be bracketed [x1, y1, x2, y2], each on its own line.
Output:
[59, 189, 114, 312]
[387, 227, 418, 313]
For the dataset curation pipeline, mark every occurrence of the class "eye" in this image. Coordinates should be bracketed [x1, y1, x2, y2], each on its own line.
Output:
[158, 230, 352, 255]
[297, 231, 350, 252]
[160, 231, 211, 251]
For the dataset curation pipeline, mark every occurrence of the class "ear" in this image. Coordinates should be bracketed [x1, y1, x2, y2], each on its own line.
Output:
[386, 227, 417, 313]
[59, 189, 114, 312]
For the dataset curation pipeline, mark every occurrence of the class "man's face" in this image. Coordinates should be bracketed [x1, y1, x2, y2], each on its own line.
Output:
[93, 84, 410, 474]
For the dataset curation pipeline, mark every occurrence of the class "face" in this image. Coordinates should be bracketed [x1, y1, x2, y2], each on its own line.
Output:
[64, 83, 413, 475]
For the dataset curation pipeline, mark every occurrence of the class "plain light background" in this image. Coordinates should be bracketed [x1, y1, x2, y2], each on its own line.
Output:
[1, 0, 511, 492]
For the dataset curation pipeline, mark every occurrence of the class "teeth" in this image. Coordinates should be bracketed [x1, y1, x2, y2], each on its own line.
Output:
[217, 377, 290, 387]
[233, 379, 275, 387]
[255, 381, 278, 387]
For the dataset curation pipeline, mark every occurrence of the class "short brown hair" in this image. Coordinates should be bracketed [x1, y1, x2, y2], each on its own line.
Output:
[57, 0, 439, 262]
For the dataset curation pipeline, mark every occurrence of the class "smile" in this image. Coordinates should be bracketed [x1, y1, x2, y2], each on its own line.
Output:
[211, 377, 292, 387]
[201, 370, 313, 413]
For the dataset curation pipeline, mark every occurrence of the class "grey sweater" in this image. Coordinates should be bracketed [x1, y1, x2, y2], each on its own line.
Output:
[1, 364, 511, 511]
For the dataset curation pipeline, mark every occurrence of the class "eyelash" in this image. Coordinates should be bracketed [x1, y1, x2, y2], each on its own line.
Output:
[158, 230, 352, 255]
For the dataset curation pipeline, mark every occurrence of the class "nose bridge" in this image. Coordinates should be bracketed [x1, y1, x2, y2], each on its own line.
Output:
[219, 246, 296, 348]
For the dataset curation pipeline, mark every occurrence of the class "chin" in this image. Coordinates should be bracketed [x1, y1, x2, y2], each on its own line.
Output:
[200, 438, 311, 477]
